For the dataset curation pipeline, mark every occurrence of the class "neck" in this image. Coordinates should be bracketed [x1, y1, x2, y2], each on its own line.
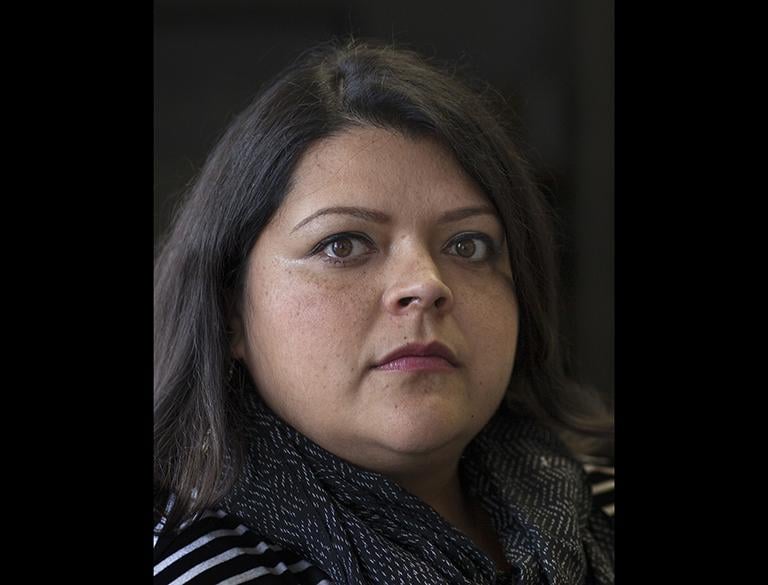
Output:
[387, 456, 510, 572]
[388, 458, 473, 532]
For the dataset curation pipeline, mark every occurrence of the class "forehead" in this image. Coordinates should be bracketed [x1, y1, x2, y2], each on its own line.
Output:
[278, 126, 491, 222]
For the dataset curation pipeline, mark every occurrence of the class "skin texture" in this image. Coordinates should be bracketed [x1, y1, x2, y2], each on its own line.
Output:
[231, 128, 518, 564]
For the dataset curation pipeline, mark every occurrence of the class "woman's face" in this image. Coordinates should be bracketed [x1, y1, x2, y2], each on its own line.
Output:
[233, 126, 518, 474]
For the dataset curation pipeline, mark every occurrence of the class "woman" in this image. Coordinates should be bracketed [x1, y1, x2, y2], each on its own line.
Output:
[154, 38, 614, 585]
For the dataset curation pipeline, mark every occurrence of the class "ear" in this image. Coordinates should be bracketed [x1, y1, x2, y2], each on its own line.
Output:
[228, 314, 246, 360]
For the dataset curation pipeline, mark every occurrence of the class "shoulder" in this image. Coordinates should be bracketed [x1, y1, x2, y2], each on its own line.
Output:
[154, 509, 332, 584]
[577, 454, 615, 521]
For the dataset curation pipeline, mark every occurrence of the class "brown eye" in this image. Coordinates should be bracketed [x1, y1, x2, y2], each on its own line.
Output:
[331, 238, 353, 257]
[455, 239, 476, 258]
[318, 234, 375, 264]
[446, 234, 494, 262]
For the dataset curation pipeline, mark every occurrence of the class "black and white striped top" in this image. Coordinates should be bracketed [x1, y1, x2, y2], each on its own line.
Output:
[154, 460, 614, 584]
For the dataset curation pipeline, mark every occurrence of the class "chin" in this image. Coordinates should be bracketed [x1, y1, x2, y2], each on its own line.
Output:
[376, 408, 476, 457]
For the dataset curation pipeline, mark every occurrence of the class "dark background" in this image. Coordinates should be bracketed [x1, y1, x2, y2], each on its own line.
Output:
[154, 0, 614, 405]
[12, 2, 737, 579]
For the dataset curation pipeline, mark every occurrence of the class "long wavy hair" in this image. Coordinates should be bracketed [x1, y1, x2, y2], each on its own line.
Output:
[154, 38, 613, 534]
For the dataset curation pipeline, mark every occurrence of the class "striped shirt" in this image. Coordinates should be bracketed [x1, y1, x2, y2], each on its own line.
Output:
[154, 460, 614, 584]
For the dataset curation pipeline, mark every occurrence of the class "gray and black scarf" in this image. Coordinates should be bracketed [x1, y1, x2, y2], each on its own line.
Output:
[221, 391, 614, 584]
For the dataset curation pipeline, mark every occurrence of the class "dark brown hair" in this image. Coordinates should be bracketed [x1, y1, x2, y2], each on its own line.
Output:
[154, 38, 613, 534]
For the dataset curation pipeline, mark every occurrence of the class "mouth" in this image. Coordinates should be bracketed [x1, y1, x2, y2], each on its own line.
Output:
[372, 341, 460, 372]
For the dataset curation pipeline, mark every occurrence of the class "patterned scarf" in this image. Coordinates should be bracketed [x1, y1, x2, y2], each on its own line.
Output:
[220, 391, 614, 584]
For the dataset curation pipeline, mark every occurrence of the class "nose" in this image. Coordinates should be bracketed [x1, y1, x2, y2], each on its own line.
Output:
[382, 243, 454, 316]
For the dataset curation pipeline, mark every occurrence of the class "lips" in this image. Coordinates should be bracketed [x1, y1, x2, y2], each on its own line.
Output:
[373, 341, 460, 368]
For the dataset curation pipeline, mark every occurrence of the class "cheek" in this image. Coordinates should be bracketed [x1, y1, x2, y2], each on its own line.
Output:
[246, 263, 376, 382]
[454, 277, 519, 385]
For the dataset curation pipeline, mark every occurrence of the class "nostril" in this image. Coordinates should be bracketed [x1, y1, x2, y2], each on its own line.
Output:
[434, 297, 446, 309]
[398, 297, 417, 307]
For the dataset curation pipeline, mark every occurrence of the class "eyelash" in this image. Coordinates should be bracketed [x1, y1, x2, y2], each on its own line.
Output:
[309, 232, 376, 265]
[309, 231, 499, 266]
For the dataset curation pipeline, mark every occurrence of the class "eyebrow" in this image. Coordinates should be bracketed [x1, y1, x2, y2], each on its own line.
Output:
[291, 205, 498, 233]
